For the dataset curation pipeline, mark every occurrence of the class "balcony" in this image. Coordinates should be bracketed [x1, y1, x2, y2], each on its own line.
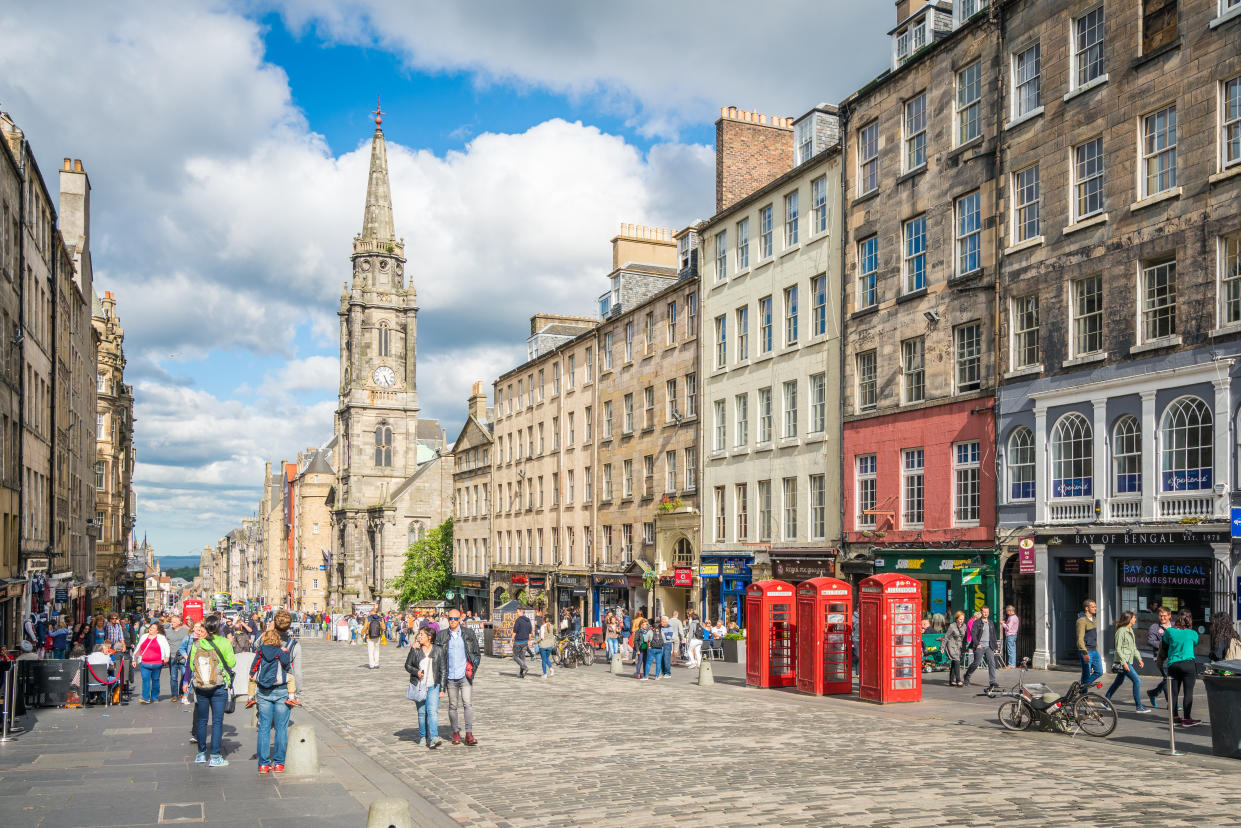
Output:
[1158, 493, 1213, 520]
[1106, 497, 1140, 520]
[1047, 498, 1093, 524]
[1047, 491, 1220, 525]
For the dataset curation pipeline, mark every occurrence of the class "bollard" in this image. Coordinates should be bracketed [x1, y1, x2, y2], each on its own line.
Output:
[0, 668, 16, 742]
[610, 652, 624, 675]
[244, 701, 257, 730]
[282, 723, 319, 776]
[698, 660, 714, 686]
[365, 797, 412, 828]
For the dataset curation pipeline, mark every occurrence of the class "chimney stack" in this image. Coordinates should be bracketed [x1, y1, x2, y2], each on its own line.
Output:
[468, 380, 488, 422]
[715, 107, 795, 213]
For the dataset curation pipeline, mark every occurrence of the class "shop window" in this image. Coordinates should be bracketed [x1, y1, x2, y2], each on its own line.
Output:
[1113, 416, 1142, 495]
[1160, 397, 1212, 491]
[1051, 412, 1092, 497]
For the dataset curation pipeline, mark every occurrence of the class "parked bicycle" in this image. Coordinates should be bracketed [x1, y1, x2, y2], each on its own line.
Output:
[991, 659, 1117, 737]
[553, 633, 595, 668]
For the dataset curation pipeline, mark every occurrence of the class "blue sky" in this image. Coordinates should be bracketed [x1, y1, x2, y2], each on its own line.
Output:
[0, 1, 890, 559]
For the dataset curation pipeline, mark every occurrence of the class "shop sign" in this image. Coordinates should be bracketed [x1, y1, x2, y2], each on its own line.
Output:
[936, 559, 973, 571]
[1232, 507, 1241, 539]
[673, 567, 693, 586]
[1018, 538, 1036, 574]
[54, 587, 69, 603]
[772, 557, 835, 581]
[460, 579, 484, 589]
[893, 559, 925, 571]
[1052, 478, 1092, 498]
[658, 576, 675, 586]
[699, 564, 720, 577]
[1162, 469, 1211, 492]
[960, 568, 981, 585]
[528, 576, 546, 589]
[510, 574, 528, 585]
[721, 559, 749, 575]
[1119, 559, 1210, 588]
[1038, 530, 1229, 545]
[556, 575, 585, 588]
[1059, 557, 1094, 574]
[593, 575, 628, 586]
[6, 581, 25, 598]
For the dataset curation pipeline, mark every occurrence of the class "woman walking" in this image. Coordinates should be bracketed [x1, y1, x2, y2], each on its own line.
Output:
[605, 612, 620, 660]
[943, 611, 968, 687]
[133, 622, 170, 703]
[1105, 611, 1150, 712]
[537, 615, 556, 678]
[1161, 609, 1201, 727]
[249, 624, 296, 773]
[404, 627, 444, 748]
[189, 616, 237, 767]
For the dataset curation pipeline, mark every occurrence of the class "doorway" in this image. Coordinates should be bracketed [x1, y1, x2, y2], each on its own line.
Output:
[1055, 571, 1092, 666]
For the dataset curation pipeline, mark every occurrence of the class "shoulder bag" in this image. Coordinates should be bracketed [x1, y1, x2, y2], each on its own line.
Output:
[406, 654, 429, 702]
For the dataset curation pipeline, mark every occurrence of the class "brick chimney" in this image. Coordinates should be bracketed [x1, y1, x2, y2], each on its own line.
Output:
[715, 107, 795, 213]
[895, 0, 914, 25]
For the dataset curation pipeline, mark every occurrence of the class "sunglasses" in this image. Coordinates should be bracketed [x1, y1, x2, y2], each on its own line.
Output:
[448, 616, 461, 621]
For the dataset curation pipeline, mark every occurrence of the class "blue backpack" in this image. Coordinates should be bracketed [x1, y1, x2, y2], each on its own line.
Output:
[250, 642, 293, 689]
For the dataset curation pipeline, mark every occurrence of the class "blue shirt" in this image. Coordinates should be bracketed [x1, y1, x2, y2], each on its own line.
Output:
[446, 628, 467, 681]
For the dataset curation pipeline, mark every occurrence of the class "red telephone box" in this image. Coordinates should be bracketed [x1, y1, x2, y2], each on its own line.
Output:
[858, 573, 922, 703]
[182, 599, 204, 623]
[794, 577, 853, 695]
[744, 580, 797, 688]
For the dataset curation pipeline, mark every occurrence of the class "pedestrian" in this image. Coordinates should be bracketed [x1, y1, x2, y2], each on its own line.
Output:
[537, 614, 556, 678]
[165, 616, 189, 700]
[248, 623, 297, 772]
[50, 620, 70, 659]
[1146, 605, 1173, 709]
[189, 616, 237, 767]
[634, 619, 650, 679]
[1105, 611, 1150, 713]
[1161, 609, 1201, 727]
[434, 609, 479, 746]
[620, 607, 632, 640]
[943, 611, 968, 687]
[511, 609, 533, 678]
[1210, 613, 1241, 662]
[685, 612, 704, 669]
[963, 605, 1000, 690]
[364, 609, 384, 669]
[176, 628, 195, 705]
[397, 615, 410, 649]
[645, 617, 664, 680]
[1076, 599, 1103, 686]
[405, 627, 444, 749]
[133, 622, 170, 703]
[668, 611, 684, 666]
[1001, 605, 1020, 668]
[347, 614, 359, 644]
[659, 616, 674, 677]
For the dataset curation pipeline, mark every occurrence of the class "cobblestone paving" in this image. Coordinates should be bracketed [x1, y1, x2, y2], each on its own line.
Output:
[298, 639, 1241, 827]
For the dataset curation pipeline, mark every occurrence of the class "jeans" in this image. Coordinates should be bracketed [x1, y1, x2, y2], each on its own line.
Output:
[1168, 659, 1196, 719]
[444, 677, 473, 734]
[1005, 635, 1017, 668]
[52, 647, 67, 659]
[1080, 650, 1103, 686]
[169, 662, 183, 695]
[645, 648, 660, 677]
[194, 684, 228, 756]
[398, 631, 408, 648]
[1106, 663, 1145, 708]
[512, 641, 529, 674]
[964, 647, 997, 686]
[660, 646, 671, 677]
[1151, 661, 1169, 700]
[139, 663, 162, 701]
[606, 638, 618, 659]
[539, 647, 553, 675]
[416, 684, 441, 743]
[255, 686, 290, 766]
[635, 648, 647, 677]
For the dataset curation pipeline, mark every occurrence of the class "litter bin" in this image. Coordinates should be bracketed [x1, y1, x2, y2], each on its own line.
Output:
[1203, 674, 1241, 759]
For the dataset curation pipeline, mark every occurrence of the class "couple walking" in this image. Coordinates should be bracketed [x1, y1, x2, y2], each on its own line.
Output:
[404, 610, 481, 748]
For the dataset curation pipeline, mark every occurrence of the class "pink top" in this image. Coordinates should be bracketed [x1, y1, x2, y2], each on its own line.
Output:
[1002, 615, 1020, 636]
[138, 635, 163, 664]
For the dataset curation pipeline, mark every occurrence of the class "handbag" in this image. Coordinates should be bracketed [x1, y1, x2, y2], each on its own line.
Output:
[406, 680, 428, 702]
[1111, 660, 1127, 674]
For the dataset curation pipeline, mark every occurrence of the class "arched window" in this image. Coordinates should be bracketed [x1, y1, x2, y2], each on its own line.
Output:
[1007, 427, 1035, 501]
[1051, 412, 1092, 498]
[673, 537, 694, 567]
[1160, 397, 1212, 491]
[1112, 416, 1142, 495]
[407, 522, 424, 546]
[377, 322, 390, 357]
[374, 423, 393, 467]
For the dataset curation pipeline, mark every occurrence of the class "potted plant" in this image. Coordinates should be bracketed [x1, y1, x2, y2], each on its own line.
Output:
[722, 632, 746, 663]
[656, 494, 684, 514]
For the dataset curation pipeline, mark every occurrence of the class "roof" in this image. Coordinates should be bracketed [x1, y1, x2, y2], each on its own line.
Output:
[301, 449, 334, 477]
[416, 419, 443, 440]
[536, 322, 595, 337]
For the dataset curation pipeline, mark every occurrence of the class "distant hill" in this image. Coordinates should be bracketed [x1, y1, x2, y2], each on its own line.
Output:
[165, 566, 198, 581]
[155, 555, 202, 569]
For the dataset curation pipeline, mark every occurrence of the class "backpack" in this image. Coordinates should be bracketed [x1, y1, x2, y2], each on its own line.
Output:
[251, 643, 292, 689]
[368, 617, 382, 638]
[191, 639, 228, 689]
[645, 628, 662, 648]
[691, 621, 704, 641]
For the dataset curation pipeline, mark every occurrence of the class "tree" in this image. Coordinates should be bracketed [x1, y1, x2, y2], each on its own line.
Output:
[389, 517, 453, 607]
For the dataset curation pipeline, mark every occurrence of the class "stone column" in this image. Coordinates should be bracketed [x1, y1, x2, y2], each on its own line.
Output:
[1034, 405, 1048, 524]
[1140, 391, 1157, 521]
[1214, 377, 1231, 519]
[1092, 400, 1107, 519]
[1032, 543, 1051, 669]
[1091, 542, 1107, 671]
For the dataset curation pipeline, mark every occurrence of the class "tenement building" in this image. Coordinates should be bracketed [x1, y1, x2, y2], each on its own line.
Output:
[293, 447, 334, 613]
[699, 105, 844, 628]
[450, 381, 493, 615]
[840, 1, 1001, 618]
[92, 291, 132, 587]
[0, 116, 22, 645]
[994, 0, 1241, 667]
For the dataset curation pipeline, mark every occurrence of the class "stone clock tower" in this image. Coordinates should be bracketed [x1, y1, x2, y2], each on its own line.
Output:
[332, 108, 423, 608]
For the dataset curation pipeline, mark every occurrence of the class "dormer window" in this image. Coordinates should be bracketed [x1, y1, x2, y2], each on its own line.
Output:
[893, 16, 927, 68]
[954, 0, 984, 28]
[796, 119, 813, 164]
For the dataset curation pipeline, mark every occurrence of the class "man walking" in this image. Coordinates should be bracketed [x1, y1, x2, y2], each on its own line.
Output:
[511, 610, 532, 678]
[1077, 599, 1103, 686]
[364, 610, 384, 669]
[963, 605, 1000, 690]
[435, 610, 479, 746]
[165, 616, 189, 697]
[668, 611, 685, 666]
[1146, 605, 1172, 708]
[1002, 605, 1020, 668]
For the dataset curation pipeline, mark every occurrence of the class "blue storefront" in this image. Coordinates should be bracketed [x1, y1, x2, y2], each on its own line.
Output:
[591, 574, 631, 624]
[699, 555, 752, 628]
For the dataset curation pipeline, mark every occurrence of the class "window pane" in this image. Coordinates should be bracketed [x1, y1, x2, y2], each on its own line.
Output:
[1074, 138, 1104, 219]
[1075, 7, 1105, 87]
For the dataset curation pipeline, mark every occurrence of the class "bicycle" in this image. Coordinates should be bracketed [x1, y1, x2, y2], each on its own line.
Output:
[992, 659, 1117, 737]
[553, 633, 595, 668]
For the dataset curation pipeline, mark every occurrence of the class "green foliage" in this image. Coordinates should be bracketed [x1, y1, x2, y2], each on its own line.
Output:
[389, 517, 454, 607]
[165, 566, 199, 581]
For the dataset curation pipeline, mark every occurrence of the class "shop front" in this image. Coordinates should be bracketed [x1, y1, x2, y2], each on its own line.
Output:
[770, 551, 838, 584]
[700, 555, 752, 628]
[871, 548, 1000, 624]
[555, 573, 589, 622]
[1032, 529, 1231, 667]
[592, 574, 629, 624]
[490, 571, 550, 616]
[656, 567, 693, 618]
[451, 577, 490, 617]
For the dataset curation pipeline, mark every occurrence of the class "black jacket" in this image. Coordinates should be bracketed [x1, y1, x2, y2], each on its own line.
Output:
[404, 644, 447, 687]
[434, 626, 482, 678]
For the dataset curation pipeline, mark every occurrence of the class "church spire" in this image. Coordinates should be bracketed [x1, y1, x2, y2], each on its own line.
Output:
[359, 98, 395, 244]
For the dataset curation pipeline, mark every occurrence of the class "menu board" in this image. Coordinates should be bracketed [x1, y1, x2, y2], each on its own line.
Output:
[490, 606, 536, 657]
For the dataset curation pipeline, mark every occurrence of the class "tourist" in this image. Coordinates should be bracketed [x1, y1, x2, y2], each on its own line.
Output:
[1210, 613, 1241, 662]
[645, 617, 664, 680]
[1146, 605, 1172, 709]
[685, 612, 704, 669]
[165, 616, 189, 699]
[943, 611, 968, 687]
[1001, 605, 1020, 668]
[668, 612, 684, 665]
[659, 616, 674, 677]
[633, 618, 650, 679]
[405, 627, 443, 748]
[1105, 611, 1150, 712]
[963, 605, 1000, 690]
[711, 618, 726, 639]
[249, 623, 297, 772]
[434, 610, 479, 746]
[364, 609, 384, 669]
[1162, 609, 1201, 727]
[189, 616, 237, 767]
[50, 620, 70, 659]
[537, 614, 556, 678]
[133, 622, 170, 703]
[1076, 599, 1102, 686]
[511, 610, 532, 678]
[603, 611, 620, 660]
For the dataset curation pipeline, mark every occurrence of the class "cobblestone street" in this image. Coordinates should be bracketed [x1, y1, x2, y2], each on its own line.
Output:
[299, 639, 1241, 827]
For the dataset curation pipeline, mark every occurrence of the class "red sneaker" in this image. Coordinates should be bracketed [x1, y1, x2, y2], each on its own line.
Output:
[244, 698, 257, 709]
[258, 765, 271, 774]
[464, 732, 478, 747]
[285, 698, 301, 707]
[273, 764, 285, 773]
[451, 732, 461, 745]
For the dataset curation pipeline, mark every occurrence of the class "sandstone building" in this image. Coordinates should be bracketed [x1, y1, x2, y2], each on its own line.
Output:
[450, 382, 494, 615]
[92, 290, 133, 587]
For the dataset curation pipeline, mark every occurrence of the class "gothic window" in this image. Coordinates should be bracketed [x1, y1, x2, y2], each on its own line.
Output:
[1007, 427, 1035, 501]
[1051, 412, 1092, 498]
[377, 322, 390, 357]
[1160, 397, 1212, 491]
[1113, 416, 1142, 495]
[673, 538, 693, 567]
[374, 423, 393, 467]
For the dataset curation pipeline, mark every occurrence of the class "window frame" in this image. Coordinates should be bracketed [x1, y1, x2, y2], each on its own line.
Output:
[1051, 412, 1093, 498]
[1222, 76, 1240, 171]
[1113, 415, 1142, 496]
[758, 205, 774, 259]
[1141, 104, 1178, 198]
[1139, 258, 1177, 343]
[736, 218, 750, 270]
[901, 448, 925, 528]
[1011, 294, 1040, 369]
[1072, 5, 1106, 90]
[903, 215, 926, 293]
[1160, 396, 1213, 492]
[857, 350, 878, 413]
[954, 321, 982, 392]
[856, 455, 877, 528]
[858, 121, 880, 196]
[809, 372, 826, 434]
[1072, 137, 1105, 222]
[1221, 231, 1241, 327]
[782, 380, 798, 439]
[734, 393, 748, 447]
[1012, 42, 1042, 120]
[858, 236, 878, 309]
[901, 336, 925, 404]
[1007, 427, 1035, 502]
[904, 92, 928, 171]
[956, 60, 982, 146]
[811, 175, 828, 235]
[1013, 164, 1041, 243]
[759, 296, 773, 353]
[953, 440, 981, 526]
[955, 190, 981, 276]
[783, 285, 798, 346]
[784, 190, 799, 248]
[714, 229, 728, 282]
[1071, 274, 1104, 357]
[736, 306, 749, 361]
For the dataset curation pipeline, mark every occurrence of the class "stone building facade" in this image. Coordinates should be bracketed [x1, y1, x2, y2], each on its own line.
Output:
[450, 382, 493, 615]
[993, 0, 1241, 666]
[92, 291, 133, 585]
[839, 2, 1001, 617]
[699, 106, 843, 627]
[293, 448, 333, 613]
[0, 116, 22, 645]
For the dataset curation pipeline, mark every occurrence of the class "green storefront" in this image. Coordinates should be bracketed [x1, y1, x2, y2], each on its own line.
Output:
[871, 549, 1000, 621]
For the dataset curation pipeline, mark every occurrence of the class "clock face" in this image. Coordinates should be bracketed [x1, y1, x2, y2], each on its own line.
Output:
[372, 366, 396, 387]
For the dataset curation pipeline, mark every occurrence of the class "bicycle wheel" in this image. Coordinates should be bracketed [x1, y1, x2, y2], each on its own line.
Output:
[580, 645, 595, 666]
[998, 700, 1033, 731]
[1072, 692, 1117, 737]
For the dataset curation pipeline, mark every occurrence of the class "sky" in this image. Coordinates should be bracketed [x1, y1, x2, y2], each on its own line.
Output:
[0, 1, 891, 559]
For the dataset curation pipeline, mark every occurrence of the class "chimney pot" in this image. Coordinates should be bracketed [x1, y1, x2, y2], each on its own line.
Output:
[74, 159, 83, 172]
[63, 158, 71, 170]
